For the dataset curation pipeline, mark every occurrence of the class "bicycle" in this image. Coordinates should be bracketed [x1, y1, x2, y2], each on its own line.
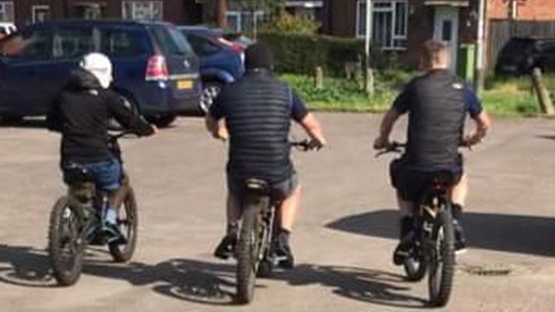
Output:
[376, 142, 457, 307]
[235, 140, 312, 304]
[48, 132, 138, 286]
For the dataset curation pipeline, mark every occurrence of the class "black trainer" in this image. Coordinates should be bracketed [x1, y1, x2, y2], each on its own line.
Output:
[214, 234, 237, 260]
[452, 204, 467, 254]
[273, 240, 294, 269]
[273, 230, 294, 269]
[393, 216, 415, 265]
[453, 219, 467, 254]
[103, 222, 127, 245]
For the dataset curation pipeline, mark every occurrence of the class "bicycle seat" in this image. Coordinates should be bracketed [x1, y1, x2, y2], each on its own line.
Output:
[426, 170, 458, 189]
[243, 178, 270, 194]
[64, 166, 95, 185]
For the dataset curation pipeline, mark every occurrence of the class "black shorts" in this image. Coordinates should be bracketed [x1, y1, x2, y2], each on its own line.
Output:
[227, 172, 299, 201]
[390, 158, 463, 202]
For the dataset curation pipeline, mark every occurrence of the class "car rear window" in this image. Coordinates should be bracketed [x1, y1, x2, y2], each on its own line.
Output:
[52, 28, 94, 59]
[100, 29, 148, 58]
[151, 25, 194, 56]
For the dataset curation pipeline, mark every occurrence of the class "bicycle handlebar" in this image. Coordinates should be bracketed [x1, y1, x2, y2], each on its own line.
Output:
[374, 141, 406, 158]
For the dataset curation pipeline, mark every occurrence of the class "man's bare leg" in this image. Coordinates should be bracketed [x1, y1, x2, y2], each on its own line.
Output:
[449, 172, 468, 251]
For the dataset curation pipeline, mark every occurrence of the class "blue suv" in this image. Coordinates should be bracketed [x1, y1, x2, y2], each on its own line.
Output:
[0, 20, 202, 127]
[179, 26, 244, 113]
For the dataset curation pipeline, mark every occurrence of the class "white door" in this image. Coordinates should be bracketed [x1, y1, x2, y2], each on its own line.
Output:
[433, 6, 459, 72]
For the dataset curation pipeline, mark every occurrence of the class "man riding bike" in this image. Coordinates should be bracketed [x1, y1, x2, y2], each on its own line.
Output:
[206, 42, 327, 268]
[373, 40, 491, 263]
[47, 52, 156, 243]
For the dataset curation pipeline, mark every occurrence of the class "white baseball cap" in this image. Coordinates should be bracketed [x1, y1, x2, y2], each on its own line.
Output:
[79, 52, 113, 89]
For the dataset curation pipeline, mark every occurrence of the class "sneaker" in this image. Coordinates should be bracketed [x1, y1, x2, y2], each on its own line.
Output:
[214, 234, 237, 260]
[273, 240, 294, 269]
[103, 223, 127, 245]
[393, 216, 415, 265]
[393, 237, 414, 265]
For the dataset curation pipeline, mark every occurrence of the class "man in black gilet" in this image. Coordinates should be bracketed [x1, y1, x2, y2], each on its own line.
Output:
[374, 40, 491, 263]
[206, 42, 327, 268]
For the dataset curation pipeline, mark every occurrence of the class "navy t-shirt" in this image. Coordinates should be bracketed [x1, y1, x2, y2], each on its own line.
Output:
[393, 83, 483, 118]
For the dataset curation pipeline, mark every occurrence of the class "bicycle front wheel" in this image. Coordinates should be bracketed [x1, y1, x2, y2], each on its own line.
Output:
[428, 209, 456, 307]
[48, 196, 86, 286]
[236, 200, 264, 304]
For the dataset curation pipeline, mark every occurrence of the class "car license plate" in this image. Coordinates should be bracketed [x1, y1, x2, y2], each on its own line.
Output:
[177, 80, 193, 89]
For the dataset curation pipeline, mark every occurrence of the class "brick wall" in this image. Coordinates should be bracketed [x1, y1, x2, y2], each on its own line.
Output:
[488, 0, 555, 20]
[11, 0, 201, 27]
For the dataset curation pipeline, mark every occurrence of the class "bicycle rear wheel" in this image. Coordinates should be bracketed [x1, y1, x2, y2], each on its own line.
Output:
[236, 199, 264, 304]
[109, 187, 138, 263]
[428, 209, 456, 307]
[48, 196, 86, 286]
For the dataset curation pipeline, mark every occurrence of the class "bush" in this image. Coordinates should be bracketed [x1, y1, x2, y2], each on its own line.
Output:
[260, 13, 319, 34]
[258, 32, 380, 77]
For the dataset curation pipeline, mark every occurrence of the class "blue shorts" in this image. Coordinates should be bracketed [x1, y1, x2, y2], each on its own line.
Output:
[63, 157, 122, 191]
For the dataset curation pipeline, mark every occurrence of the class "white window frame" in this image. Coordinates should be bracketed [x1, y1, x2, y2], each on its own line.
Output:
[0, 1, 14, 22]
[32, 5, 51, 23]
[356, 0, 408, 51]
[122, 1, 163, 21]
[226, 10, 265, 32]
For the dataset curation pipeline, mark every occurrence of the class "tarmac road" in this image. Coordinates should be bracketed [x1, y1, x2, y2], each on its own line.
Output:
[0, 113, 554, 312]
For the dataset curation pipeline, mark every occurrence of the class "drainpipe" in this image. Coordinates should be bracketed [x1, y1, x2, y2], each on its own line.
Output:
[364, 0, 374, 95]
[475, 0, 486, 93]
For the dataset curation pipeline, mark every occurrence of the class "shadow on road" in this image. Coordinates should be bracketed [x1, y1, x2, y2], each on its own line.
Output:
[327, 209, 555, 257]
[0, 244, 236, 304]
[0, 119, 47, 129]
[272, 264, 427, 309]
[0, 244, 430, 308]
[536, 134, 555, 141]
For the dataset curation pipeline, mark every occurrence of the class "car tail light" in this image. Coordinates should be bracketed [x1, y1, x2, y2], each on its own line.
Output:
[145, 55, 169, 81]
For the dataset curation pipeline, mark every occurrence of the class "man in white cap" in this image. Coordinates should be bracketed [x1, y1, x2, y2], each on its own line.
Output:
[47, 52, 157, 243]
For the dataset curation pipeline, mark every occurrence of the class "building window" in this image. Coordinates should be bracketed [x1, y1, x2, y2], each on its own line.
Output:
[0, 1, 14, 22]
[226, 11, 265, 33]
[122, 1, 163, 21]
[32, 5, 51, 23]
[357, 0, 407, 50]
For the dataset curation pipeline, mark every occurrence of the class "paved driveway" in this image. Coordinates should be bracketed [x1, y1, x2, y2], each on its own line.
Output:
[0, 113, 554, 312]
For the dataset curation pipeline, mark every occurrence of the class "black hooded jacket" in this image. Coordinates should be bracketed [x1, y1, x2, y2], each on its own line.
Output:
[47, 68, 153, 164]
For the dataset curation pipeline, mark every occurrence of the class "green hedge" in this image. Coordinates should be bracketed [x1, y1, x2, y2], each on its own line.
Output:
[258, 32, 376, 77]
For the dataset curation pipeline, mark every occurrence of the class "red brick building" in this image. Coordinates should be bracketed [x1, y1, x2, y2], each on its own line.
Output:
[0, 0, 202, 27]
[323, 0, 555, 69]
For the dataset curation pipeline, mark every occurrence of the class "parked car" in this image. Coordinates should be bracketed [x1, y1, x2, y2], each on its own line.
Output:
[0, 20, 201, 127]
[0, 22, 16, 39]
[178, 26, 244, 113]
[495, 37, 555, 76]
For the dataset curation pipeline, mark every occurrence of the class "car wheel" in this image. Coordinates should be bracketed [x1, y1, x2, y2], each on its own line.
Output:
[200, 81, 223, 114]
[145, 115, 176, 128]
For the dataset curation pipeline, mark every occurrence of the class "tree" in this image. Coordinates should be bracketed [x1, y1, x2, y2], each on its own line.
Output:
[235, 0, 285, 37]
[215, 0, 228, 28]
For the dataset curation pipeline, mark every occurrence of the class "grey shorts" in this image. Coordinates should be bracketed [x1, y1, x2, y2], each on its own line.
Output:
[227, 173, 299, 200]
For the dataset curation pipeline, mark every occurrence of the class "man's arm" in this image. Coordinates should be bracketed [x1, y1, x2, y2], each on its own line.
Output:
[462, 86, 491, 147]
[298, 113, 327, 149]
[205, 91, 228, 140]
[108, 92, 155, 136]
[373, 107, 401, 149]
[205, 114, 229, 140]
[290, 90, 326, 149]
[464, 111, 491, 147]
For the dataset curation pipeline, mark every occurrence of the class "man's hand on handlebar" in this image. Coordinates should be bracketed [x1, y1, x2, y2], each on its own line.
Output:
[373, 136, 389, 150]
[307, 138, 325, 151]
